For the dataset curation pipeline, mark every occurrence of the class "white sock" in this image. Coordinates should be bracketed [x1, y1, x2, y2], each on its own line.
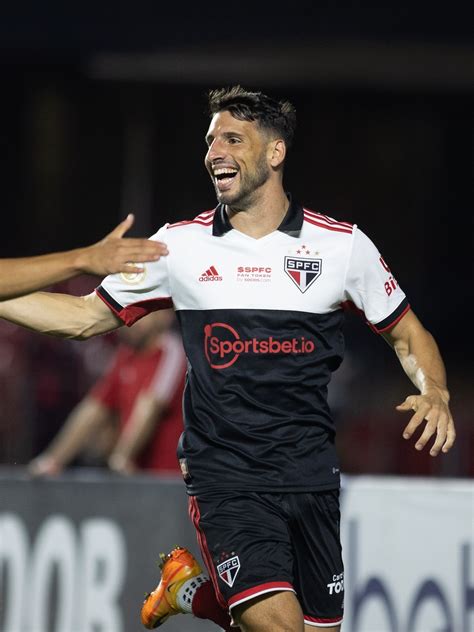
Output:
[177, 573, 209, 613]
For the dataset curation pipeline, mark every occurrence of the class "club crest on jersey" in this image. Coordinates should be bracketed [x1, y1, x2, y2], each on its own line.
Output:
[284, 256, 322, 293]
[217, 555, 241, 587]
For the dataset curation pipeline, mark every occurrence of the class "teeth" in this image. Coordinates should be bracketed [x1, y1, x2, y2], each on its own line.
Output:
[213, 168, 237, 176]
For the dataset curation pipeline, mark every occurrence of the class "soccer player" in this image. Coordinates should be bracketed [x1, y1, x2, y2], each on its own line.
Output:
[0, 87, 455, 632]
[0, 213, 167, 299]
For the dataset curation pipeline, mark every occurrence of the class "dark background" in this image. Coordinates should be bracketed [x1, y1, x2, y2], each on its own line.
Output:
[0, 2, 472, 476]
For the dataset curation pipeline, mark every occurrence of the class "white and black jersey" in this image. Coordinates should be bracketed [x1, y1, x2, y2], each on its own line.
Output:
[97, 196, 409, 494]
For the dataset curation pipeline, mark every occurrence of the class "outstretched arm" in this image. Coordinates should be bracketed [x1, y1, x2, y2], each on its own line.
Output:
[0, 290, 122, 339]
[382, 309, 456, 456]
[0, 214, 168, 300]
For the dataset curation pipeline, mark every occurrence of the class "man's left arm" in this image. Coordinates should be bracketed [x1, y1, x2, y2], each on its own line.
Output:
[382, 309, 456, 456]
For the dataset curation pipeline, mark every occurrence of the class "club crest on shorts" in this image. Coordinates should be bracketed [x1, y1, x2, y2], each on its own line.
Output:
[284, 256, 322, 293]
[217, 555, 241, 587]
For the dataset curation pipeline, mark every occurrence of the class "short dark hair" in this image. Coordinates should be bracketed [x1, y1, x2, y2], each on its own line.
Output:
[207, 85, 296, 149]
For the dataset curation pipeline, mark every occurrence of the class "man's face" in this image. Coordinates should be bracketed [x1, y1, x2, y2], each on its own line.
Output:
[205, 110, 272, 208]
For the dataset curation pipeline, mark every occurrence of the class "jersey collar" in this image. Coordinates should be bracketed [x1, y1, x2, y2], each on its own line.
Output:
[212, 193, 303, 238]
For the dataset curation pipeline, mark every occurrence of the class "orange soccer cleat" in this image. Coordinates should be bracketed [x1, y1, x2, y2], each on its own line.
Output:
[141, 546, 204, 629]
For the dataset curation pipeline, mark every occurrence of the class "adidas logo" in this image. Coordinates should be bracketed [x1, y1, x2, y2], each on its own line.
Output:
[199, 265, 223, 282]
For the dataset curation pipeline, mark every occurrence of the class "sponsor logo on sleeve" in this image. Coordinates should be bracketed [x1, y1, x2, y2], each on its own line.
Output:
[379, 255, 399, 296]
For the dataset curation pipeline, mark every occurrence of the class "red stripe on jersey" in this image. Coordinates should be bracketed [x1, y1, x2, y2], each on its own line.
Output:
[303, 210, 353, 229]
[196, 210, 216, 219]
[304, 208, 353, 229]
[303, 214, 353, 234]
[167, 210, 215, 229]
[167, 219, 214, 230]
[303, 208, 352, 228]
[209, 266, 219, 276]
[228, 582, 294, 608]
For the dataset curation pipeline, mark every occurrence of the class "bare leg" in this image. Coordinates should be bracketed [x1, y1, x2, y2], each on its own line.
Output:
[304, 625, 341, 632]
[232, 591, 304, 632]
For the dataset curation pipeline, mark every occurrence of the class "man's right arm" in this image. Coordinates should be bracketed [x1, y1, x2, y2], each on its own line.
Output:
[0, 290, 122, 339]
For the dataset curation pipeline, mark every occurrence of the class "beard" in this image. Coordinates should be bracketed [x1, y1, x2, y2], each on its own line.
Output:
[215, 152, 271, 209]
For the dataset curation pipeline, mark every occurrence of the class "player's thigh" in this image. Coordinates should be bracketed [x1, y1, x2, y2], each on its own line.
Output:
[289, 490, 344, 628]
[233, 590, 305, 632]
[305, 625, 340, 632]
[189, 491, 295, 611]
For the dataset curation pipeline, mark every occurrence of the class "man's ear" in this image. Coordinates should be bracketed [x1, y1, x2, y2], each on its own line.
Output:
[269, 139, 286, 168]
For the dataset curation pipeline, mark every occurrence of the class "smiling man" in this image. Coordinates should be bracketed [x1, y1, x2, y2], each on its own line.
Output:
[0, 86, 455, 632]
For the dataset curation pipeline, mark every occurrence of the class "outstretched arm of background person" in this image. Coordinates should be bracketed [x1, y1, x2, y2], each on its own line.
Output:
[382, 309, 456, 456]
[0, 213, 168, 300]
[28, 397, 116, 477]
[107, 393, 167, 474]
[0, 289, 123, 339]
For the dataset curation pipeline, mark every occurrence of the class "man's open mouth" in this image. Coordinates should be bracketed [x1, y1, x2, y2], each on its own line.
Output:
[214, 168, 238, 188]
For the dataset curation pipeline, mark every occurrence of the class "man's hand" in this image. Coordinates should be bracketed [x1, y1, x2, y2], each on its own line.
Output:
[383, 309, 456, 458]
[77, 213, 169, 276]
[397, 390, 456, 456]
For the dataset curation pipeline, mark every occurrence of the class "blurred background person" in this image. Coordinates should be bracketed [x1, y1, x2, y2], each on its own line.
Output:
[28, 308, 186, 477]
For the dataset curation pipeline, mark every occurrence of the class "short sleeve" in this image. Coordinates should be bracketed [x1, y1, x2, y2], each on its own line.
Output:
[344, 227, 410, 333]
[96, 225, 173, 326]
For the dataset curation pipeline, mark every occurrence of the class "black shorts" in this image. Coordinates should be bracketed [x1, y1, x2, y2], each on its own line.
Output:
[189, 490, 344, 628]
